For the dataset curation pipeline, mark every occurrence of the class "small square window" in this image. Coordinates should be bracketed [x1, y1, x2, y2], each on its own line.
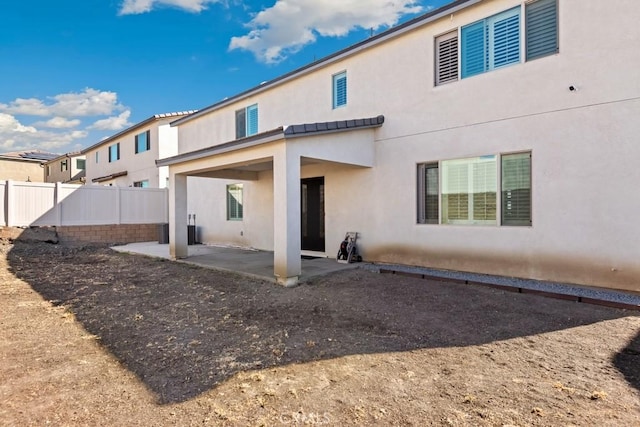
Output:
[76, 159, 86, 170]
[332, 71, 347, 108]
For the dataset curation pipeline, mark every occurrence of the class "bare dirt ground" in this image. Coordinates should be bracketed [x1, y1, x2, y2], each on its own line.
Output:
[1, 239, 639, 426]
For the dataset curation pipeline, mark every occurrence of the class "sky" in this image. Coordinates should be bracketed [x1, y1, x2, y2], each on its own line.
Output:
[0, 0, 455, 155]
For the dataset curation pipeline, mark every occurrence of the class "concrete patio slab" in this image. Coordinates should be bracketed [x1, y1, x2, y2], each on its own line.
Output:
[111, 242, 358, 284]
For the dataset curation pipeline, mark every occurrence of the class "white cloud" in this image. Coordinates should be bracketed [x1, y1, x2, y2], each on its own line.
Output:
[33, 117, 82, 129]
[229, 0, 423, 63]
[88, 111, 132, 131]
[0, 113, 87, 152]
[0, 88, 125, 118]
[119, 0, 220, 15]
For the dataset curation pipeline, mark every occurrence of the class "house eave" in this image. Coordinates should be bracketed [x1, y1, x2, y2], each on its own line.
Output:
[157, 115, 384, 167]
[171, 0, 480, 128]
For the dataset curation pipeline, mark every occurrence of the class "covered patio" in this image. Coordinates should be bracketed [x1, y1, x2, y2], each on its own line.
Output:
[156, 116, 384, 286]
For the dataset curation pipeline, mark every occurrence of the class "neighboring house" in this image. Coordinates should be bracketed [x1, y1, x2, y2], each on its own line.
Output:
[82, 111, 196, 188]
[159, 0, 640, 291]
[0, 150, 59, 182]
[43, 152, 86, 184]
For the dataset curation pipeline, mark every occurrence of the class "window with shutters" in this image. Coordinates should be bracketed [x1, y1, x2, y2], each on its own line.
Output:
[462, 7, 520, 79]
[417, 163, 439, 224]
[60, 160, 68, 172]
[227, 184, 244, 220]
[417, 152, 531, 226]
[108, 143, 120, 162]
[332, 71, 347, 108]
[526, 0, 558, 61]
[435, 31, 459, 85]
[442, 156, 497, 225]
[502, 152, 532, 225]
[235, 104, 258, 139]
[135, 130, 151, 154]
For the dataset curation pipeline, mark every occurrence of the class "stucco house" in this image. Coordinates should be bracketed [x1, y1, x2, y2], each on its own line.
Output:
[0, 150, 58, 182]
[43, 152, 86, 184]
[82, 111, 195, 188]
[159, 0, 640, 291]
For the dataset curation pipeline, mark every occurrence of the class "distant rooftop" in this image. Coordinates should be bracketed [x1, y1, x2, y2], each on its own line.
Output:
[0, 150, 60, 162]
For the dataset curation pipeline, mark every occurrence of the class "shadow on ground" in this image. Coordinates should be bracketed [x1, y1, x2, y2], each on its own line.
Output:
[614, 329, 640, 392]
[6, 239, 633, 404]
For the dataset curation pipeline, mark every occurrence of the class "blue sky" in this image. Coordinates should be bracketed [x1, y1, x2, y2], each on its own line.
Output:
[0, 0, 454, 154]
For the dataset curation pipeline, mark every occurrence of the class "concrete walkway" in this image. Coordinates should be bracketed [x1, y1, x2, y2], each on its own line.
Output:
[111, 242, 358, 284]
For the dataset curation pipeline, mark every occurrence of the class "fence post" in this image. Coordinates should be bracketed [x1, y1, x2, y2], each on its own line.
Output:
[54, 182, 62, 227]
[6, 180, 14, 227]
[115, 186, 121, 225]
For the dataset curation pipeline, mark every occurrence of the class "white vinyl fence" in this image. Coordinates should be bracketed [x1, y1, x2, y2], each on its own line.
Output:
[1, 181, 168, 227]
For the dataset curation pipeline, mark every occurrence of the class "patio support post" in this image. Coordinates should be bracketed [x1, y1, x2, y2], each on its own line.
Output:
[169, 172, 188, 259]
[273, 147, 301, 286]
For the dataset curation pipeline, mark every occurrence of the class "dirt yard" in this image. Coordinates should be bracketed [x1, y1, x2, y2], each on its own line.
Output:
[1, 239, 639, 426]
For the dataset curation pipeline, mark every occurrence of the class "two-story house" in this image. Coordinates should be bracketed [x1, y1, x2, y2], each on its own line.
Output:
[83, 111, 195, 188]
[43, 152, 86, 184]
[0, 150, 58, 182]
[158, 0, 640, 291]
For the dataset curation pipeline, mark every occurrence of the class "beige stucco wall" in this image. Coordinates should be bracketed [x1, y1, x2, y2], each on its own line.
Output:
[85, 120, 178, 188]
[44, 155, 86, 183]
[0, 160, 44, 182]
[177, 0, 640, 291]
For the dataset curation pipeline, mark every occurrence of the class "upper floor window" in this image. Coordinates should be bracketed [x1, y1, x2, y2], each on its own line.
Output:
[60, 160, 68, 172]
[332, 71, 347, 108]
[462, 7, 521, 79]
[435, 31, 459, 85]
[525, 0, 558, 61]
[95, 152, 99, 164]
[46, 165, 51, 176]
[135, 130, 151, 154]
[76, 159, 86, 170]
[436, 0, 558, 85]
[108, 143, 120, 163]
[235, 104, 258, 139]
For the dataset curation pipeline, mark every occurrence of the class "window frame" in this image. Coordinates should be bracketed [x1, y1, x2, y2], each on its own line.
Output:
[525, 0, 559, 61]
[461, 6, 521, 79]
[332, 71, 347, 109]
[76, 159, 86, 170]
[435, 31, 459, 86]
[226, 184, 244, 221]
[133, 180, 149, 188]
[417, 151, 532, 227]
[60, 159, 68, 172]
[135, 130, 151, 154]
[108, 143, 120, 163]
[501, 151, 532, 226]
[235, 104, 258, 139]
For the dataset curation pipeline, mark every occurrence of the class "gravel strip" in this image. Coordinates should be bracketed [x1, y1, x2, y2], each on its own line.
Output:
[363, 263, 640, 308]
